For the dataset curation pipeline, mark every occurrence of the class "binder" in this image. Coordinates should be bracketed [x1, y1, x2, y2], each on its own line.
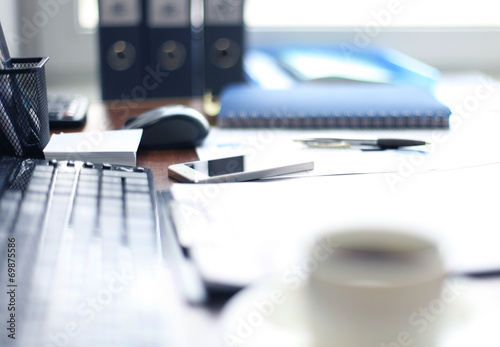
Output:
[98, 0, 146, 100]
[217, 84, 452, 128]
[145, 0, 193, 98]
[203, 0, 245, 96]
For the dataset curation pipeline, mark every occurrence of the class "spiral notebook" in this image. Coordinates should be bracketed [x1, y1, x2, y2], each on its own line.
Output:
[217, 84, 451, 128]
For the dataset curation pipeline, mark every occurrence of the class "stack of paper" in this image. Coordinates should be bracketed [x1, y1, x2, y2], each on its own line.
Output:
[43, 129, 143, 166]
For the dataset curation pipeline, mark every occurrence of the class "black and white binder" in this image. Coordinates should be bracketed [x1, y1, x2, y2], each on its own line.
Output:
[98, 0, 146, 100]
[203, 0, 245, 96]
[145, 0, 193, 98]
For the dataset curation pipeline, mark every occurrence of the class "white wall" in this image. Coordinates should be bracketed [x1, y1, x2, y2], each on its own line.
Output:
[16, 0, 99, 92]
[0, 0, 20, 57]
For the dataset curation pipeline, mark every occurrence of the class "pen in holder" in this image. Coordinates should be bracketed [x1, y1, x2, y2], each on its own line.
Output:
[0, 22, 50, 159]
[0, 57, 50, 159]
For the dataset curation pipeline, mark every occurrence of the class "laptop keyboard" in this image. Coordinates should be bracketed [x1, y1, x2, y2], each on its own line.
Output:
[0, 156, 177, 346]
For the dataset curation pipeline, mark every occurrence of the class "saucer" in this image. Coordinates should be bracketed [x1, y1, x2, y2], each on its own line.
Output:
[219, 277, 500, 347]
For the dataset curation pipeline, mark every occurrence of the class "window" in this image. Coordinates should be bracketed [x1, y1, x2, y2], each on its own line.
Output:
[77, 0, 500, 30]
[245, 0, 500, 28]
[77, 0, 99, 31]
[43, 0, 500, 83]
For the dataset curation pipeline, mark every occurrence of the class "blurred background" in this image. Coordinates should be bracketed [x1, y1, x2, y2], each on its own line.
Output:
[2, 0, 500, 101]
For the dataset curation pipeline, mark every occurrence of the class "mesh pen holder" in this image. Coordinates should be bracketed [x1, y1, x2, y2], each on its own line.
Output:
[0, 57, 50, 159]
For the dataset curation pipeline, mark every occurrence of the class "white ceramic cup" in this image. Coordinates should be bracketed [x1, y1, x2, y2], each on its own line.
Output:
[307, 228, 445, 347]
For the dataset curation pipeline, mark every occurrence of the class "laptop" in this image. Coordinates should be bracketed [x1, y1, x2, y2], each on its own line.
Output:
[0, 155, 204, 346]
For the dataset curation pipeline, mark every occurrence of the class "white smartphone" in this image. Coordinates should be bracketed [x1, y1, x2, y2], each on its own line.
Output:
[168, 155, 314, 183]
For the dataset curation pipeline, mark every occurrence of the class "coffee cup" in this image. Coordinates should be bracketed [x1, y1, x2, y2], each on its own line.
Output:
[307, 228, 445, 347]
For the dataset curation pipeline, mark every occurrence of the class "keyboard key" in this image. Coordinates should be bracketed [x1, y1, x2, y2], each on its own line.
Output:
[103, 170, 148, 180]
[0, 191, 22, 231]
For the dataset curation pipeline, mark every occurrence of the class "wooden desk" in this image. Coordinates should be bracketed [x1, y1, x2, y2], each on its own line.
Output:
[51, 98, 204, 190]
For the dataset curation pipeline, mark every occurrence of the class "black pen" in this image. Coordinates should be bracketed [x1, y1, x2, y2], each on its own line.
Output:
[295, 137, 429, 149]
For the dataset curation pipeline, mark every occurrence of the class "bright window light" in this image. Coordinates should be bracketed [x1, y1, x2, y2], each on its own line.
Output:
[78, 0, 99, 30]
[76, 0, 500, 30]
[245, 0, 500, 28]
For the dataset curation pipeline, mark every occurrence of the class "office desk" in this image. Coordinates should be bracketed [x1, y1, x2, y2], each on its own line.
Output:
[47, 79, 500, 347]
[51, 98, 204, 189]
[45, 84, 500, 347]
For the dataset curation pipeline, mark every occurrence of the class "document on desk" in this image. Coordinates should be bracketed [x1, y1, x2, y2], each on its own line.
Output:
[170, 162, 500, 289]
[197, 128, 427, 177]
[196, 126, 500, 178]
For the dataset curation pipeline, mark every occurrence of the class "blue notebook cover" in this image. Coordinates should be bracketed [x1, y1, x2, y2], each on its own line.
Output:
[217, 84, 451, 128]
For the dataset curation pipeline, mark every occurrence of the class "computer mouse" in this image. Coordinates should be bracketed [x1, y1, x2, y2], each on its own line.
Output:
[123, 105, 210, 149]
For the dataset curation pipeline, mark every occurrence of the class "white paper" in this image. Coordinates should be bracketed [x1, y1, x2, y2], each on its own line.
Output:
[171, 162, 500, 286]
[43, 129, 143, 166]
[196, 123, 500, 179]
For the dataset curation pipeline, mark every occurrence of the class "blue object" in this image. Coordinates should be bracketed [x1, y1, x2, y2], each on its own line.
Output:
[217, 83, 451, 128]
[244, 44, 440, 91]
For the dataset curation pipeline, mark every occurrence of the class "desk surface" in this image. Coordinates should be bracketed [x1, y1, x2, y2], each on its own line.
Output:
[51, 98, 204, 190]
[45, 82, 500, 347]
